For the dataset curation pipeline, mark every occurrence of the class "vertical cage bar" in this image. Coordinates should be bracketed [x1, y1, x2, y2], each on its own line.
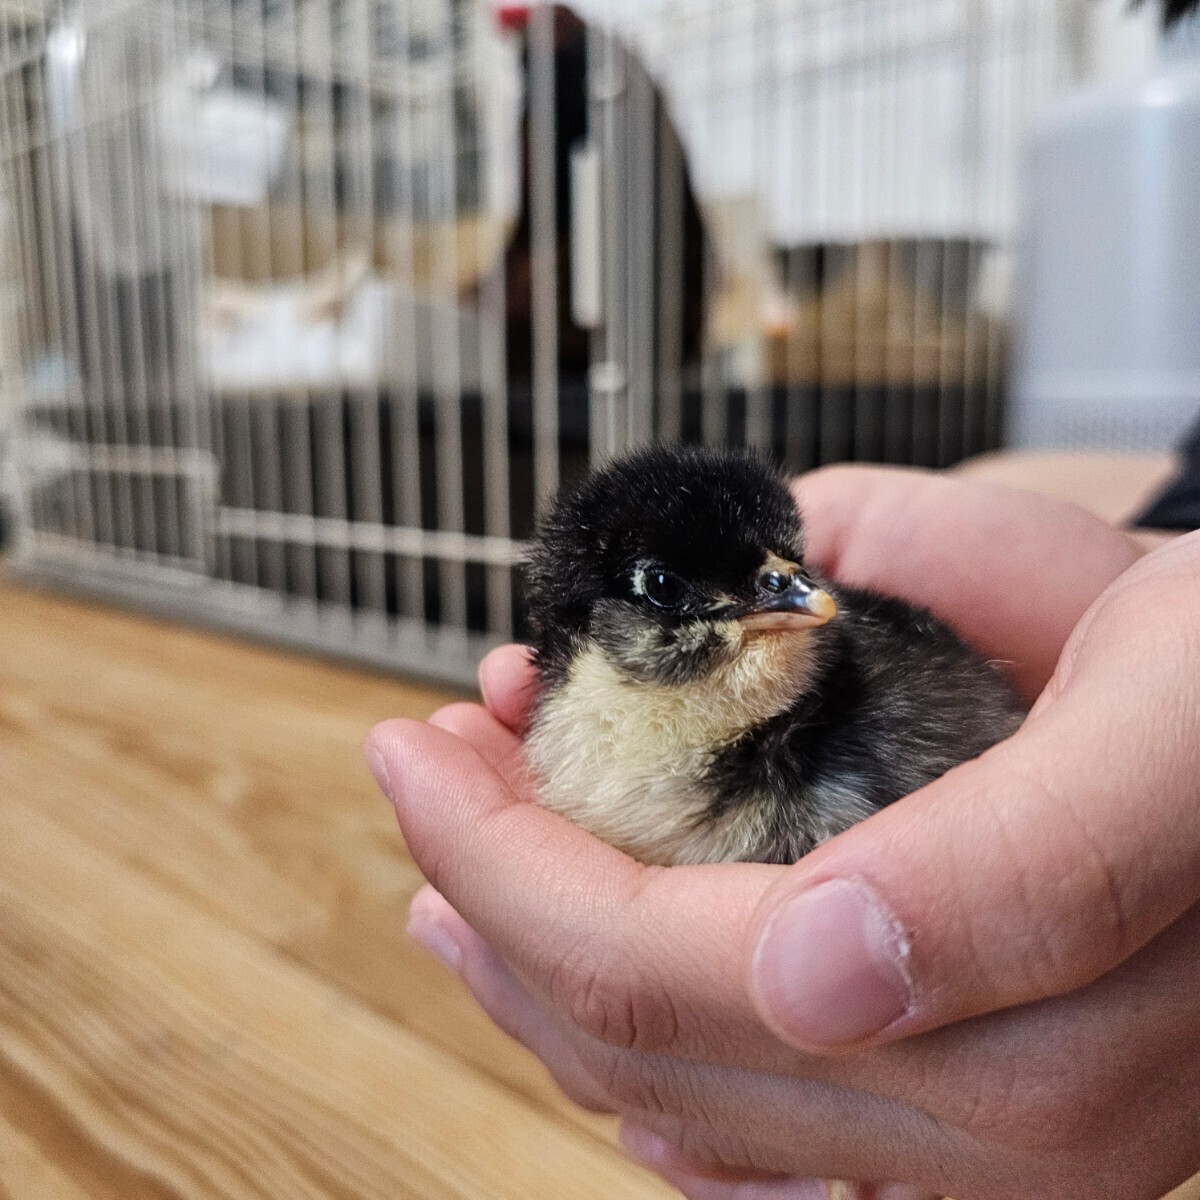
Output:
[223, 0, 285, 592]
[150, 0, 193, 564]
[222, 1, 262, 590]
[385, 0, 426, 629]
[431, 0, 467, 631]
[699, 1, 724, 450]
[311, 0, 353, 624]
[478, 8, 513, 639]
[203, 0, 242, 587]
[54, 15, 118, 555]
[846, 3, 870, 471]
[624, 27, 655, 448]
[742, 0, 772, 455]
[0, 17, 42, 547]
[278, 0, 320, 607]
[87, 14, 140, 556]
[959, 0, 985, 464]
[654, 96, 684, 445]
[585, 20, 608, 463]
[594, 25, 631, 462]
[114, 18, 163, 560]
[933, 6, 961, 468]
[346, 0, 388, 626]
[24, 18, 73, 543]
[528, 1, 559, 502]
[45, 5, 98, 549]
[881, 0, 904, 468]
[781, 0, 815, 473]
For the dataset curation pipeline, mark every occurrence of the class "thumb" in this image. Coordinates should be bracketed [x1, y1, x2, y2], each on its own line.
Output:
[747, 534, 1200, 1050]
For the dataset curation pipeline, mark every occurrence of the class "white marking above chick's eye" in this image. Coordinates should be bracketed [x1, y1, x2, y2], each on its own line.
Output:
[704, 592, 735, 613]
[632, 561, 689, 608]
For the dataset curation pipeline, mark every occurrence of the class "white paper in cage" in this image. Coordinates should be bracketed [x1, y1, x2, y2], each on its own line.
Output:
[159, 80, 292, 207]
[558, 0, 1158, 245]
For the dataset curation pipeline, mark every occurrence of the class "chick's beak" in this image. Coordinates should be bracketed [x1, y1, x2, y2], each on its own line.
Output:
[736, 569, 837, 635]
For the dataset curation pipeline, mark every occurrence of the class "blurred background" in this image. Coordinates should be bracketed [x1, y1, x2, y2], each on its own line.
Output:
[0, 0, 1194, 684]
[4, 6, 1200, 1198]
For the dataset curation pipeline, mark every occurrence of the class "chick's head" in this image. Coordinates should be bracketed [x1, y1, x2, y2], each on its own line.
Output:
[526, 447, 837, 689]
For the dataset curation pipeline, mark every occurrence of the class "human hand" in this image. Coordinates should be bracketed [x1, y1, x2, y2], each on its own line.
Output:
[366, 468, 1200, 1199]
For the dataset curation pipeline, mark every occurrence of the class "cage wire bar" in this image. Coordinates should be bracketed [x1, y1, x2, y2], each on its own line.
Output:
[1, 0, 1121, 684]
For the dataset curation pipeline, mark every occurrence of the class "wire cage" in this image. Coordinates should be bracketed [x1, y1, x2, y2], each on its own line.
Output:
[0, 0, 1155, 683]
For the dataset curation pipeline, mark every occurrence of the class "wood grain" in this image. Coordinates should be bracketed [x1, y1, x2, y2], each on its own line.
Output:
[0, 581, 671, 1200]
[1, 580, 1197, 1200]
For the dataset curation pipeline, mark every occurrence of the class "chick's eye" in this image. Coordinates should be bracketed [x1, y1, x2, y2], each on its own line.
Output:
[643, 569, 686, 608]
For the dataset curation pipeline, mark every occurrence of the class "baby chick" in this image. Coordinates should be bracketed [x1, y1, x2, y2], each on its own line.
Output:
[524, 446, 1026, 866]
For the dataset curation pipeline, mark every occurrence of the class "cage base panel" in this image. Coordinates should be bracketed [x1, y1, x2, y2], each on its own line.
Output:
[5, 557, 494, 692]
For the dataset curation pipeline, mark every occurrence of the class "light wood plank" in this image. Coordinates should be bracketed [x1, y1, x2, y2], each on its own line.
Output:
[2, 582, 1196, 1200]
[0, 783, 671, 1200]
[0, 584, 602, 1138]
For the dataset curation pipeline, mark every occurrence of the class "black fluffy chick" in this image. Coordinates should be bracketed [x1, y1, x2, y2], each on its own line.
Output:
[524, 446, 1027, 866]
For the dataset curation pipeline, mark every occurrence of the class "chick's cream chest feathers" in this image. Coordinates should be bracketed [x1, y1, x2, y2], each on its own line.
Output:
[524, 447, 1027, 867]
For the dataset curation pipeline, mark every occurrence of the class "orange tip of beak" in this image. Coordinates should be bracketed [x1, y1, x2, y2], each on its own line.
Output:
[737, 588, 837, 635]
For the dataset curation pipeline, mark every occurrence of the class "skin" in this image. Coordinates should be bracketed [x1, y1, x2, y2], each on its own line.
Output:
[365, 466, 1200, 1200]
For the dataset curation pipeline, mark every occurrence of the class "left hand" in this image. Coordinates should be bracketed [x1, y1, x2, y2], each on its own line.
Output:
[365, 468, 1199, 1200]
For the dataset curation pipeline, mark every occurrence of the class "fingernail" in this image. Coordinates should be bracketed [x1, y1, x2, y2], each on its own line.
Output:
[478, 663, 495, 712]
[364, 743, 395, 805]
[426, 707, 457, 733]
[873, 1186, 936, 1200]
[753, 879, 912, 1048]
[407, 911, 463, 972]
[618, 1125, 673, 1168]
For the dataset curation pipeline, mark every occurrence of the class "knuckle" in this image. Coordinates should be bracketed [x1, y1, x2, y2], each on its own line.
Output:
[675, 1123, 761, 1175]
[546, 882, 684, 1053]
[548, 1063, 613, 1115]
[956, 1053, 1116, 1154]
[633, 1116, 773, 1179]
[665, 1121, 722, 1169]
[968, 763, 1131, 1000]
[428, 702, 482, 735]
[584, 1046, 677, 1115]
[549, 946, 641, 1049]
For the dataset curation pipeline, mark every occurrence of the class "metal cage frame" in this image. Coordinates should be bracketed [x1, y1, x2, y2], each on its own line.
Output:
[0, 0, 1144, 683]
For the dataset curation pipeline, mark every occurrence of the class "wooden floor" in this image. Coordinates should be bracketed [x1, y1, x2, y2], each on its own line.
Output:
[1, 579, 1197, 1200]
[0, 580, 674, 1200]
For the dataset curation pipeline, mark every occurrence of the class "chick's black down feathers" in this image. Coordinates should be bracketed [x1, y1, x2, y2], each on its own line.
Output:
[524, 447, 1028, 865]
[702, 584, 1025, 862]
[527, 446, 805, 681]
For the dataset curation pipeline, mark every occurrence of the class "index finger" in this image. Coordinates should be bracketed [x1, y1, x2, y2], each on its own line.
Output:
[483, 468, 1144, 730]
[795, 466, 1144, 698]
[478, 644, 538, 736]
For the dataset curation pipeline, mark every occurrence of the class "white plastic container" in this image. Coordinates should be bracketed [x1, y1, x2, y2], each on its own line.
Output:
[1010, 13, 1200, 450]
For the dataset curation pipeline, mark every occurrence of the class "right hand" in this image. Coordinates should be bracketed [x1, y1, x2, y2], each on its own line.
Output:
[375, 468, 1200, 1200]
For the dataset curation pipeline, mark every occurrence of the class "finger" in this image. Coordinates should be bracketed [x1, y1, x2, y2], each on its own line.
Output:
[793, 466, 1143, 699]
[662, 1173, 936, 1200]
[748, 534, 1200, 1050]
[413, 864, 957, 1182]
[668, 1175, 829, 1200]
[426, 703, 532, 792]
[621, 1126, 936, 1199]
[637, 1163, 934, 1200]
[478, 644, 539, 735]
[620, 1105, 950, 1196]
[366, 717, 786, 1063]
[886, 898, 1200, 1185]
[619, 1123, 784, 1185]
[407, 885, 613, 1114]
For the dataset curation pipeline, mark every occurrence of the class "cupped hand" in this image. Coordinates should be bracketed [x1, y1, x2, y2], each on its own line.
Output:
[366, 468, 1200, 1200]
